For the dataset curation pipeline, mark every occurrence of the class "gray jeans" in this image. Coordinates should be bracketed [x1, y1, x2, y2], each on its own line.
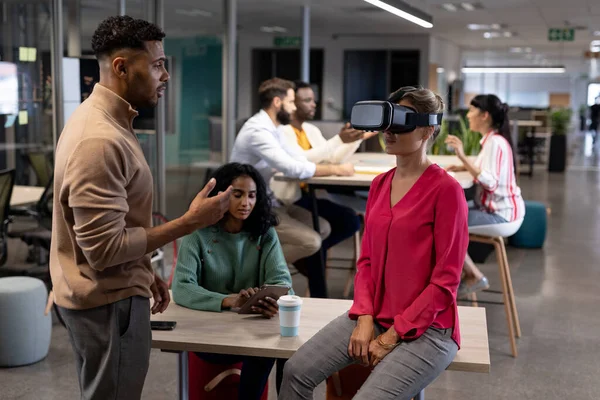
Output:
[279, 312, 457, 400]
[468, 208, 507, 226]
[57, 296, 151, 400]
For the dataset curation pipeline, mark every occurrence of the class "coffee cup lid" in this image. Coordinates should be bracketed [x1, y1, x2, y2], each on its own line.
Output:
[277, 295, 303, 307]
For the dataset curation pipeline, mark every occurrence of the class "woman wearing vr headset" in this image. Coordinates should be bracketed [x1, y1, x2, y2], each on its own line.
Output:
[445, 94, 525, 296]
[279, 87, 469, 400]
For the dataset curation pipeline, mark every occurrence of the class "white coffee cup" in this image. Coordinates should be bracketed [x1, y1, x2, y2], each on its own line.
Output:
[277, 295, 303, 337]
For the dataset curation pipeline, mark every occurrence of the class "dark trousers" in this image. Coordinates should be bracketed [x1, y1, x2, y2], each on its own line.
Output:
[294, 194, 361, 298]
[57, 296, 151, 400]
[195, 352, 275, 400]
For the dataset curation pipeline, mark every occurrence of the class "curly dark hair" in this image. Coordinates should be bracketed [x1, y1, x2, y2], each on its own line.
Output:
[208, 163, 278, 240]
[91, 16, 166, 59]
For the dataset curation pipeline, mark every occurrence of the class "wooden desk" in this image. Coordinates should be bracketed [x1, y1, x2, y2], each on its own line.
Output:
[273, 153, 474, 295]
[274, 153, 474, 190]
[151, 299, 490, 399]
[10, 186, 44, 207]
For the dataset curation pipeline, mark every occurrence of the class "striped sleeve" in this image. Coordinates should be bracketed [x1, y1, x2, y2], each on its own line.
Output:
[475, 137, 503, 191]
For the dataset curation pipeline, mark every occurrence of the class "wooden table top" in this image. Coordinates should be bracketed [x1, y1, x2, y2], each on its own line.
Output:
[151, 298, 490, 373]
[11, 186, 44, 207]
[274, 153, 474, 189]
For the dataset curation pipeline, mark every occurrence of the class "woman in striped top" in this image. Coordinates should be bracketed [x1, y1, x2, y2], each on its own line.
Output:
[445, 94, 525, 296]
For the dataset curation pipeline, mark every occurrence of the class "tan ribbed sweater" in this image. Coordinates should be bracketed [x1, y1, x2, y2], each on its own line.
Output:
[50, 84, 154, 310]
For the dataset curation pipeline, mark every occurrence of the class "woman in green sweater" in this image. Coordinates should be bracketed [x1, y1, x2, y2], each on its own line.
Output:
[172, 162, 292, 400]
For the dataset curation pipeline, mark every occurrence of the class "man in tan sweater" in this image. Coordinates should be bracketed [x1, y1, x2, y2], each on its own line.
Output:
[50, 16, 231, 400]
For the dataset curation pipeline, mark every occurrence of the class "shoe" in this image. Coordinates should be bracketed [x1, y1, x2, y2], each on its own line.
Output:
[458, 276, 489, 297]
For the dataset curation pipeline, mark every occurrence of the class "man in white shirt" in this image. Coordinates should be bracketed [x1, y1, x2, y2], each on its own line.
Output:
[275, 81, 379, 286]
[230, 78, 354, 298]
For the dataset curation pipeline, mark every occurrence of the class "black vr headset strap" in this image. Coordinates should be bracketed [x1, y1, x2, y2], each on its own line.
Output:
[404, 112, 444, 126]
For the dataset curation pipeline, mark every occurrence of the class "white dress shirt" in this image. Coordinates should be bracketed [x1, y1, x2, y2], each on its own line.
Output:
[230, 110, 316, 206]
[271, 122, 362, 204]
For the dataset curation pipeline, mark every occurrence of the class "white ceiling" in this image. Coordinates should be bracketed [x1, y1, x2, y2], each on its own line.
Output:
[79, 0, 600, 67]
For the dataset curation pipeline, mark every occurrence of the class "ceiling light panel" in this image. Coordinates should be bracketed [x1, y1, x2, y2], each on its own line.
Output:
[509, 47, 532, 53]
[468, 23, 504, 31]
[363, 0, 434, 29]
[440, 2, 482, 12]
[441, 3, 458, 11]
[484, 31, 515, 39]
[175, 9, 213, 17]
[462, 66, 566, 74]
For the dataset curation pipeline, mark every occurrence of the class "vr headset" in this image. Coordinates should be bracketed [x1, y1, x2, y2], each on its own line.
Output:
[350, 89, 443, 134]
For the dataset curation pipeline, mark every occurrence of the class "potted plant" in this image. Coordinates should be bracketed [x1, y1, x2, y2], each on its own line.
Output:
[428, 115, 481, 156]
[548, 108, 572, 172]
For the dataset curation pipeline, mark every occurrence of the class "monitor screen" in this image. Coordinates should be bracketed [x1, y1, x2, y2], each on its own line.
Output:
[0, 62, 18, 115]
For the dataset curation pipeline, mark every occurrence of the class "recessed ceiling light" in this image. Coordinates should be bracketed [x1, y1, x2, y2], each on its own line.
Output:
[175, 8, 213, 17]
[175, 9, 212, 17]
[260, 26, 288, 33]
[437, 67, 445, 73]
[468, 23, 504, 31]
[442, 3, 458, 11]
[484, 31, 514, 39]
[461, 2, 475, 11]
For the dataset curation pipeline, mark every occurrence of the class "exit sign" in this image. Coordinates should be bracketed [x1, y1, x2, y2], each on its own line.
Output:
[274, 36, 302, 47]
[548, 28, 575, 42]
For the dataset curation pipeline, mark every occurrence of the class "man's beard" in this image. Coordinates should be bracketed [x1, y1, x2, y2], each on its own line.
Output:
[126, 73, 157, 109]
[276, 109, 291, 125]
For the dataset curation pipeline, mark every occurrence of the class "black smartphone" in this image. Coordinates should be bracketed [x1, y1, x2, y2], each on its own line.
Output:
[151, 321, 177, 331]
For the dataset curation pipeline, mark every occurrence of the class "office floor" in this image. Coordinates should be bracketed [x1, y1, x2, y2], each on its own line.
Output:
[3, 134, 600, 399]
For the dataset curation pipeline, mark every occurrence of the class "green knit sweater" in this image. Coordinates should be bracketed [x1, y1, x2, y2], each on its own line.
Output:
[172, 225, 293, 312]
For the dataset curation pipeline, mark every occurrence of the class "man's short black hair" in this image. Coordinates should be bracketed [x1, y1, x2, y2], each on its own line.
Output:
[91, 15, 166, 59]
[294, 81, 312, 92]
